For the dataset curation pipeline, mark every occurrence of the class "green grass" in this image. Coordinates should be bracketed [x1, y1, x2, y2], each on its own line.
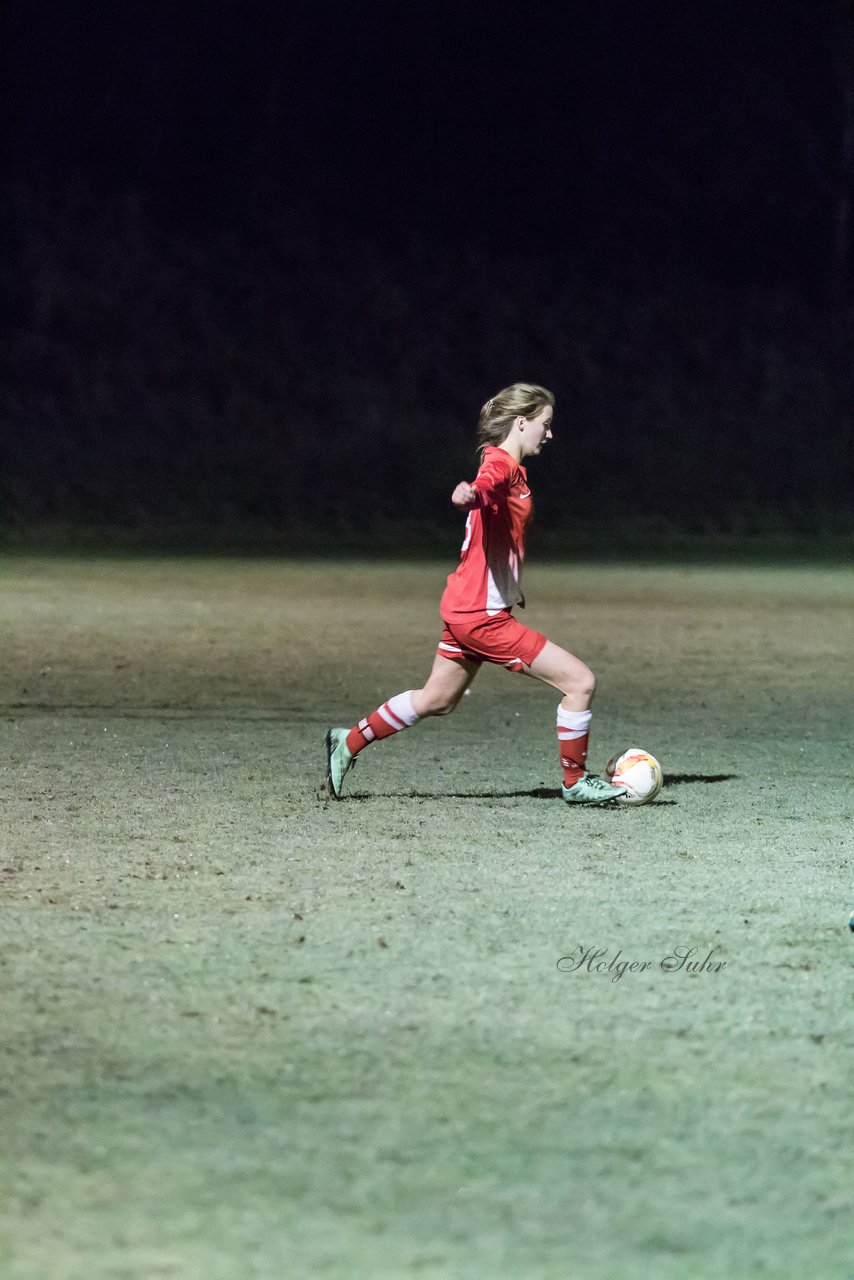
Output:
[1, 556, 852, 1279]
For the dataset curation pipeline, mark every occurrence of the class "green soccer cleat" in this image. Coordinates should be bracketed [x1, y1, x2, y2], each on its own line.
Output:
[562, 772, 627, 805]
[325, 728, 355, 799]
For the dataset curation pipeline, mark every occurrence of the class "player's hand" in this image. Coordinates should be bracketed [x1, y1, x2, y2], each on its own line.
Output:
[451, 481, 477, 509]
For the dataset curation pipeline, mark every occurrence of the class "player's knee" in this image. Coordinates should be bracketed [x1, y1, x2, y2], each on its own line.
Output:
[563, 663, 596, 699]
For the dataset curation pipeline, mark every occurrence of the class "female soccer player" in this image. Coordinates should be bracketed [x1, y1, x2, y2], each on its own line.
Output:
[325, 383, 626, 805]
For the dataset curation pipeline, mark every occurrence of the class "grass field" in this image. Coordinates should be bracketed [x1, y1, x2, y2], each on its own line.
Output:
[1, 555, 852, 1280]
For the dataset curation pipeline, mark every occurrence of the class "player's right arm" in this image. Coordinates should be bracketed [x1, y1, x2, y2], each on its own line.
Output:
[451, 481, 477, 509]
[450, 454, 512, 510]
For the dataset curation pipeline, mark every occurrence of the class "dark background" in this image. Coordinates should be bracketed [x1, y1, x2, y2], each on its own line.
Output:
[3, 0, 853, 545]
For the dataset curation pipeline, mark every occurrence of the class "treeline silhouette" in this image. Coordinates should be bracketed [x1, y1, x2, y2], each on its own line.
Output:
[4, 189, 852, 543]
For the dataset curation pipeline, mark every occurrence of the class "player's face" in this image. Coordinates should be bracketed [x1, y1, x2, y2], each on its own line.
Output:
[523, 404, 554, 456]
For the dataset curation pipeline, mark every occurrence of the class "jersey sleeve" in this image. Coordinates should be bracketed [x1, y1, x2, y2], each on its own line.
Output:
[468, 451, 514, 508]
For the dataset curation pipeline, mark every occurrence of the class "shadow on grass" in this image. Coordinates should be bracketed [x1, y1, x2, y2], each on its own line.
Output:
[665, 774, 739, 785]
[348, 787, 558, 801]
[344, 774, 740, 801]
[346, 788, 681, 804]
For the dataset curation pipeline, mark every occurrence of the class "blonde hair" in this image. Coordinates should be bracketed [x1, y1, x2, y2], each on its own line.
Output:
[476, 382, 555, 454]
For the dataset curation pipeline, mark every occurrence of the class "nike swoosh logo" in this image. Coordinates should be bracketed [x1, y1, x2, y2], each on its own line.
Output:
[519, 491, 532, 499]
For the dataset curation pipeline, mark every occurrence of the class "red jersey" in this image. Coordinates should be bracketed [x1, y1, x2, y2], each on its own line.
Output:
[440, 446, 534, 620]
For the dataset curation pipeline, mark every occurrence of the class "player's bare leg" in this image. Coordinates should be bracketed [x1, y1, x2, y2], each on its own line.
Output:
[411, 653, 480, 717]
[524, 641, 596, 711]
[523, 640, 626, 804]
[325, 654, 479, 798]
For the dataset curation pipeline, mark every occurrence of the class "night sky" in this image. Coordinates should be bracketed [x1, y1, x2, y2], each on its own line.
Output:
[6, 0, 850, 289]
[3, 2, 852, 534]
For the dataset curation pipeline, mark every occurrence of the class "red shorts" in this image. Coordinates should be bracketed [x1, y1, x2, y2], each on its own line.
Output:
[437, 610, 548, 673]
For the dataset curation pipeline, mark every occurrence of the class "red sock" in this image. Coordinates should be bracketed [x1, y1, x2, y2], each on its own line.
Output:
[346, 690, 420, 757]
[557, 707, 592, 788]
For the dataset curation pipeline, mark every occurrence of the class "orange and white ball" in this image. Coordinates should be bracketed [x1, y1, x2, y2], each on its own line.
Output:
[605, 747, 663, 805]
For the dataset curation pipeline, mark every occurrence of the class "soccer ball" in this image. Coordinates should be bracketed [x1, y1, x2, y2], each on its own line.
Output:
[605, 747, 663, 805]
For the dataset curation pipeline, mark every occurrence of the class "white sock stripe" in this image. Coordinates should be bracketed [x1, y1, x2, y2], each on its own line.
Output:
[556, 707, 592, 731]
[557, 728, 588, 740]
[362, 723, 375, 742]
[386, 690, 420, 727]
[377, 703, 406, 731]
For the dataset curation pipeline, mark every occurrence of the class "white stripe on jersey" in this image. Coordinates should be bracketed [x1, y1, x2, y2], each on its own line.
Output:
[485, 548, 523, 616]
